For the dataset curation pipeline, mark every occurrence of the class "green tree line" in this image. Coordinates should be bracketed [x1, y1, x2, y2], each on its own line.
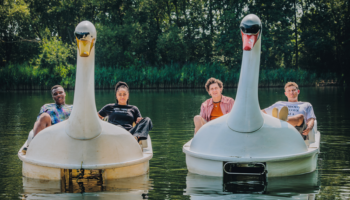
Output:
[0, 0, 348, 88]
[0, 62, 338, 89]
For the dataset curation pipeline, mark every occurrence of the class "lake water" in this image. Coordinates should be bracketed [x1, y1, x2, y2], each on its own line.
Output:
[0, 87, 349, 199]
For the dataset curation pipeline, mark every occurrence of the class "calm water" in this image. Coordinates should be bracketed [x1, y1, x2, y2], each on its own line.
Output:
[0, 87, 349, 199]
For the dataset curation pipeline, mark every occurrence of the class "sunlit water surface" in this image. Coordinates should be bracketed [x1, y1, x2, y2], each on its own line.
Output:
[0, 87, 349, 199]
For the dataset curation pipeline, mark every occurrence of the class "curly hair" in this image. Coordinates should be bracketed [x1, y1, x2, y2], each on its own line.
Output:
[284, 82, 299, 90]
[115, 81, 130, 104]
[205, 78, 223, 93]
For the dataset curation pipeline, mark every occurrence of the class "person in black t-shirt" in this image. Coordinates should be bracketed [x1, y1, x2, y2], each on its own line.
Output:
[98, 82, 153, 140]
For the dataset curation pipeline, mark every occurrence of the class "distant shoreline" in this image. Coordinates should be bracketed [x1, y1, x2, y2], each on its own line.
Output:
[1, 82, 342, 91]
[1, 64, 342, 90]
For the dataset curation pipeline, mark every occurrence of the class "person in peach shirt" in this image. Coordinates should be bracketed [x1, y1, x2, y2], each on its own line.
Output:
[193, 78, 235, 134]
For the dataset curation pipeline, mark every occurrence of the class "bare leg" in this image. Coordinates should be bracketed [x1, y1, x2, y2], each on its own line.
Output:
[33, 113, 52, 137]
[278, 106, 288, 121]
[287, 114, 304, 127]
[272, 108, 279, 118]
[194, 115, 207, 134]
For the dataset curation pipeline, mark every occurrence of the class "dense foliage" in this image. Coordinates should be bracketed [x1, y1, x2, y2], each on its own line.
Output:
[0, 63, 337, 89]
[0, 0, 348, 88]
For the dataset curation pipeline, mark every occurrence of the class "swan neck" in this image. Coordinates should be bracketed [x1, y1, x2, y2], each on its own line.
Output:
[227, 38, 264, 132]
[66, 48, 101, 139]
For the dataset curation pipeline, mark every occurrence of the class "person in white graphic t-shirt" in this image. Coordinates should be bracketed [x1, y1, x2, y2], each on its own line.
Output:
[262, 82, 316, 140]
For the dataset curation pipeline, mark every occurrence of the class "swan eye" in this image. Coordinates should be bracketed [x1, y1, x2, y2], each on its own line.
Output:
[75, 32, 91, 40]
[240, 24, 261, 35]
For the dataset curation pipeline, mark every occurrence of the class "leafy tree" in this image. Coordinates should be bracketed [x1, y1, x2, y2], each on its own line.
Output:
[299, 0, 349, 84]
[0, 0, 349, 84]
[0, 0, 40, 67]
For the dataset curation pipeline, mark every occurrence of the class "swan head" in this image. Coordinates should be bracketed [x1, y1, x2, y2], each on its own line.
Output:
[74, 21, 97, 57]
[240, 14, 262, 51]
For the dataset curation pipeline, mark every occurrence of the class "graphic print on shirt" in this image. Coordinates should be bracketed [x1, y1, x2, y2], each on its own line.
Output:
[37, 103, 73, 125]
[98, 104, 142, 131]
[264, 101, 316, 123]
[287, 105, 300, 116]
[113, 108, 129, 113]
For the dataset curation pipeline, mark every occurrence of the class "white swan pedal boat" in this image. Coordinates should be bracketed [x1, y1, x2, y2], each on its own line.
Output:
[183, 14, 320, 178]
[18, 21, 153, 181]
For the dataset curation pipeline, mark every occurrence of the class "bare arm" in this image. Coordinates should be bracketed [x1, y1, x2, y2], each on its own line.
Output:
[136, 117, 143, 124]
[262, 109, 267, 114]
[302, 118, 315, 136]
[98, 113, 104, 120]
[286, 114, 304, 127]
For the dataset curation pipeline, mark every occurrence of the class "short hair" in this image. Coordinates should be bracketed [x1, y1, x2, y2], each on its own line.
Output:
[205, 78, 223, 93]
[284, 82, 299, 90]
[115, 81, 129, 104]
[51, 85, 64, 94]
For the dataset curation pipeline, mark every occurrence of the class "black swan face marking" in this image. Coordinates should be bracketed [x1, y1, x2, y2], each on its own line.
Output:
[240, 14, 262, 51]
[75, 32, 91, 40]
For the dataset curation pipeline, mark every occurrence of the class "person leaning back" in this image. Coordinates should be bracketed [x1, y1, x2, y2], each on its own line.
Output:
[22, 85, 73, 153]
[193, 78, 235, 134]
[262, 82, 316, 140]
[98, 81, 153, 141]
[33, 85, 73, 137]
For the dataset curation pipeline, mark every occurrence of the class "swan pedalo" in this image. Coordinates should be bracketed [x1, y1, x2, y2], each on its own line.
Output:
[18, 21, 153, 182]
[183, 14, 320, 178]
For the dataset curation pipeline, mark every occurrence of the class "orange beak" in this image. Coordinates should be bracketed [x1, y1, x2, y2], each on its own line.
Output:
[76, 37, 95, 57]
[241, 31, 259, 51]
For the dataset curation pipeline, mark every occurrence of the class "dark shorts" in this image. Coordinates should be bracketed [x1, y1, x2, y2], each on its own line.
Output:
[295, 121, 308, 140]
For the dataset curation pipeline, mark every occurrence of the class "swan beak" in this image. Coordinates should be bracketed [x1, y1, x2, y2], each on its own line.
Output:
[76, 37, 95, 57]
[242, 31, 259, 51]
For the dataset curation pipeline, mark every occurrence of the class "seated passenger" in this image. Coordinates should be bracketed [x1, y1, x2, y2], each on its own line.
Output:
[262, 82, 316, 140]
[98, 81, 153, 141]
[194, 78, 235, 134]
[33, 85, 73, 137]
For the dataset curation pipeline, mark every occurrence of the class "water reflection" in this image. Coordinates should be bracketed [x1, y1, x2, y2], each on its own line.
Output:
[185, 171, 319, 199]
[1, 87, 350, 199]
[22, 174, 151, 199]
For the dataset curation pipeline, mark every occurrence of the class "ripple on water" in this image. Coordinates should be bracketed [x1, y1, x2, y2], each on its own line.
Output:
[0, 87, 349, 199]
